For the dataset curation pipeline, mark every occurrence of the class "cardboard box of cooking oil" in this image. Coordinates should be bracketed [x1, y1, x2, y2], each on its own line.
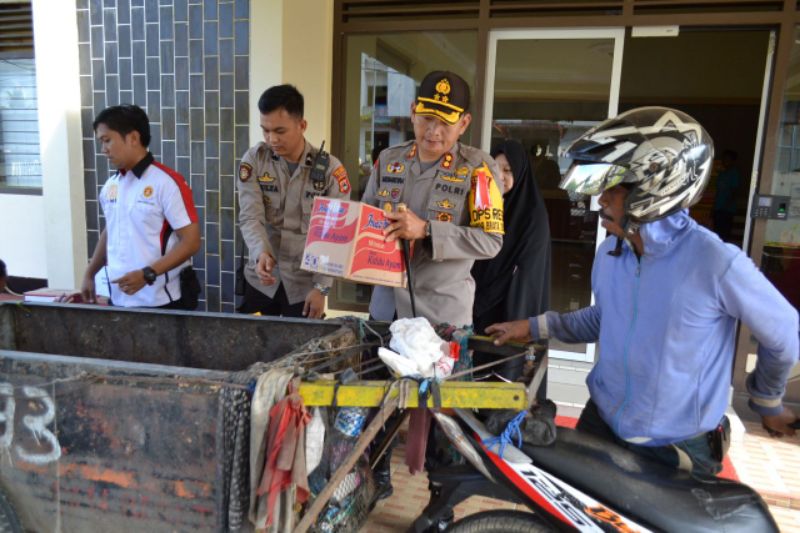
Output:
[301, 198, 406, 288]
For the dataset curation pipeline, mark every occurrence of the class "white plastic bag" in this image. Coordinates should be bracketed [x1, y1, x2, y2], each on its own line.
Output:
[379, 317, 452, 378]
[305, 407, 325, 473]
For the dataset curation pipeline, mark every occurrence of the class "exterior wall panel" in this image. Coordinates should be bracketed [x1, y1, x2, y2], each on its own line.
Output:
[76, 0, 250, 312]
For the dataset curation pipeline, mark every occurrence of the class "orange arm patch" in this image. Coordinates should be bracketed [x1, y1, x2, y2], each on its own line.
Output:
[333, 165, 350, 194]
[468, 162, 504, 234]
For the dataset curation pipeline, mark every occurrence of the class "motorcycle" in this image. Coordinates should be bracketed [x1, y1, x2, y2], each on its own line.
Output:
[409, 341, 779, 533]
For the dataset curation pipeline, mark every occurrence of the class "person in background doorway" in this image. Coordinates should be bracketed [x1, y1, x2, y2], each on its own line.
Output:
[712, 149, 741, 243]
[237, 85, 350, 318]
[472, 139, 551, 381]
[82, 105, 201, 309]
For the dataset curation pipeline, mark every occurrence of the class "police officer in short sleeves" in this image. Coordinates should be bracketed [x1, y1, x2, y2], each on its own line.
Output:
[362, 71, 504, 326]
[237, 85, 350, 318]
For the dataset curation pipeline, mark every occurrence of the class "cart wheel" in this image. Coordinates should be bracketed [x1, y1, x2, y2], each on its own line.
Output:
[446, 510, 553, 532]
[0, 488, 22, 533]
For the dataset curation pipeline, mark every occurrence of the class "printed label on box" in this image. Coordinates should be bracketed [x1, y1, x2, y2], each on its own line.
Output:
[301, 198, 405, 287]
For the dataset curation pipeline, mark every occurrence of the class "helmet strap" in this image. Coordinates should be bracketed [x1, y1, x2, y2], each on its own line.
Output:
[606, 216, 640, 258]
[607, 215, 630, 257]
[608, 237, 623, 257]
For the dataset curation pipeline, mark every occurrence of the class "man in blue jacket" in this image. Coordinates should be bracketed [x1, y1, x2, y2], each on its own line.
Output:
[488, 107, 799, 475]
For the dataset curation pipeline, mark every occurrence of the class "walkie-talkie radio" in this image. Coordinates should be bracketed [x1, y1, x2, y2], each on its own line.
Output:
[310, 140, 330, 192]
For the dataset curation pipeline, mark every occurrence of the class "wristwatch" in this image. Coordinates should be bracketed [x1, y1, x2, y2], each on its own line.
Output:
[424, 220, 432, 238]
[313, 282, 331, 296]
[142, 266, 157, 285]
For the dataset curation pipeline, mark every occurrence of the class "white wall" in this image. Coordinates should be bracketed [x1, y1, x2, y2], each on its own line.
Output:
[249, 0, 334, 146]
[31, 0, 87, 289]
[281, 0, 334, 146]
[0, 194, 47, 278]
[249, 0, 283, 146]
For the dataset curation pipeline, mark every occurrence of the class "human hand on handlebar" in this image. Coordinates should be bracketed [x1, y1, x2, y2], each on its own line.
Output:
[485, 319, 532, 346]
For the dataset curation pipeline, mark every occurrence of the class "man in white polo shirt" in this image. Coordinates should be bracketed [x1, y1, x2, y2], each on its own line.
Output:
[81, 105, 201, 309]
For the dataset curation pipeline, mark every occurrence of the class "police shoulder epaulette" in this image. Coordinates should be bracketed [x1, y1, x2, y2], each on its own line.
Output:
[459, 144, 489, 166]
[253, 142, 268, 159]
[387, 139, 413, 153]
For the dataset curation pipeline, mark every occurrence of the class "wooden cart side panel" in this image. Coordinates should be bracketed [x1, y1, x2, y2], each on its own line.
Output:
[4, 303, 342, 372]
[0, 363, 223, 533]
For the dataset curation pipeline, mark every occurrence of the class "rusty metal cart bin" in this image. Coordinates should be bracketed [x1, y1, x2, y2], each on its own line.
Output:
[0, 302, 343, 532]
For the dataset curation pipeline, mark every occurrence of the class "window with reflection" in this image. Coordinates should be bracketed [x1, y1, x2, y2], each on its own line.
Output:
[489, 37, 615, 354]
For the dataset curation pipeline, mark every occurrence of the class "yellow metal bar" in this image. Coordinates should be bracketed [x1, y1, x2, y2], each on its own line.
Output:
[298, 380, 527, 410]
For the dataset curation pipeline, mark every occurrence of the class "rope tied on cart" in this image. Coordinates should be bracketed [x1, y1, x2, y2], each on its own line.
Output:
[415, 377, 443, 411]
[482, 410, 527, 459]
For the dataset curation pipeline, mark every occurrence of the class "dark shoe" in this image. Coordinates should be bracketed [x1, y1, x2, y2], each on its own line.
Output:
[416, 512, 453, 532]
[435, 512, 454, 531]
[373, 469, 394, 501]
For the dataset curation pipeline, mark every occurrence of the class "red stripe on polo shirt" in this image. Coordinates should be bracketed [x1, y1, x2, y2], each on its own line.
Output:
[153, 161, 199, 223]
[160, 219, 171, 254]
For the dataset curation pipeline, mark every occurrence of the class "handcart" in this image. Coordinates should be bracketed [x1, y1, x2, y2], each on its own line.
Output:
[0, 302, 537, 532]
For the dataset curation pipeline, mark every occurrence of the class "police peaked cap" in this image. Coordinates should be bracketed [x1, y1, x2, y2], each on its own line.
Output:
[415, 71, 470, 125]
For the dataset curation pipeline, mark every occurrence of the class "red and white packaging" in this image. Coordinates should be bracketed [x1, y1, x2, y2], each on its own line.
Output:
[301, 198, 406, 288]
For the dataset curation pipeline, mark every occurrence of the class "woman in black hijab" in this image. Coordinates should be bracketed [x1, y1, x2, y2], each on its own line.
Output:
[471, 139, 552, 380]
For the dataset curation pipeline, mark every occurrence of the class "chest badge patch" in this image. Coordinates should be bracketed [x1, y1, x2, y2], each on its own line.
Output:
[107, 184, 118, 201]
[258, 172, 276, 183]
[436, 199, 455, 210]
[435, 211, 453, 222]
[387, 162, 405, 174]
[143, 186, 154, 198]
[440, 174, 465, 184]
[391, 188, 401, 199]
[377, 188, 389, 198]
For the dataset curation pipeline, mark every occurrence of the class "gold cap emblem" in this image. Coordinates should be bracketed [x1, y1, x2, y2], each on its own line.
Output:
[434, 79, 452, 103]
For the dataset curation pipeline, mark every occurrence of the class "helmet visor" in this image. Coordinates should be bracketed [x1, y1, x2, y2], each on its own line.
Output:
[559, 162, 629, 196]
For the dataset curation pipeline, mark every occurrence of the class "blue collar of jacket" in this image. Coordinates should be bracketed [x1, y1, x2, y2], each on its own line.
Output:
[628, 210, 694, 259]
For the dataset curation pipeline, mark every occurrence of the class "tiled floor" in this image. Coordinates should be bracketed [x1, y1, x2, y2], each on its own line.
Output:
[730, 419, 800, 532]
[363, 415, 800, 532]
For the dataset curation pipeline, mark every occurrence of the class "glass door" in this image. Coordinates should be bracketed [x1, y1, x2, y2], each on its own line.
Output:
[482, 28, 624, 363]
[749, 28, 800, 400]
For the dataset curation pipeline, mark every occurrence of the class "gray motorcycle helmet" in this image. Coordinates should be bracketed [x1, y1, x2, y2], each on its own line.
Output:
[560, 107, 714, 225]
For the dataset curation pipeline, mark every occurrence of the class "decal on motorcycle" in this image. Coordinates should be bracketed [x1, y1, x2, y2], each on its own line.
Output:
[586, 506, 640, 533]
[480, 440, 651, 533]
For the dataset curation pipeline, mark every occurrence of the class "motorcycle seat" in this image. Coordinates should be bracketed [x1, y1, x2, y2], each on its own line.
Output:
[521, 427, 778, 532]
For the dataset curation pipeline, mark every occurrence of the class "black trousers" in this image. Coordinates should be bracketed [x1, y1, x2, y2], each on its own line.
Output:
[158, 297, 195, 310]
[236, 280, 305, 318]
